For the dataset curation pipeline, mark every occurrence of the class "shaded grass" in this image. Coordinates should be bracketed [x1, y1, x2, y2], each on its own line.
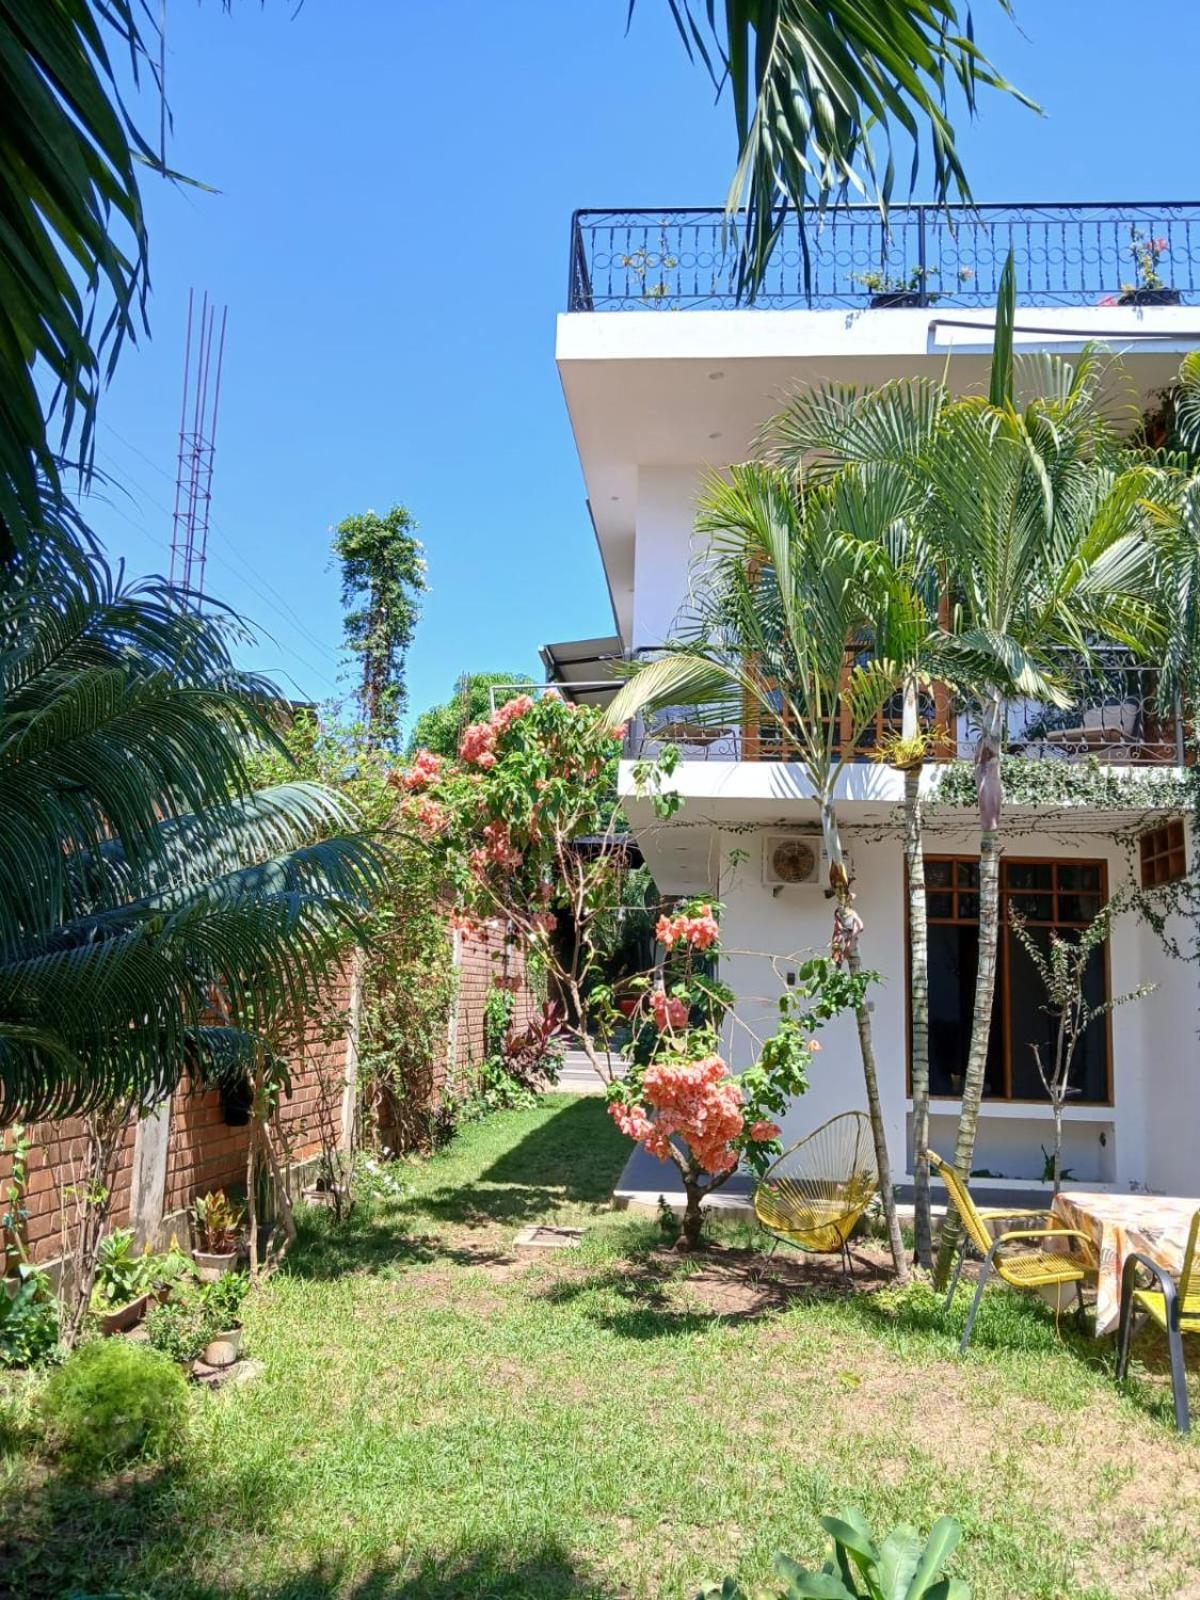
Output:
[1, 1094, 1197, 1599]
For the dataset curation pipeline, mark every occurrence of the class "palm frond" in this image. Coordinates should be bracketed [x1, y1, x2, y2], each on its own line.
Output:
[637, 2, 1036, 301]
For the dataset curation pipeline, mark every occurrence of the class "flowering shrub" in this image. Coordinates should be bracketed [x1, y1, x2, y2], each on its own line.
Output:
[400, 690, 680, 1087]
[655, 905, 720, 951]
[607, 905, 868, 1249]
[1126, 226, 1170, 293]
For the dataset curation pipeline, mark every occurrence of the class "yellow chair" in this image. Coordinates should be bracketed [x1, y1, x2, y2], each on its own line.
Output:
[1116, 1208, 1200, 1433]
[925, 1148, 1097, 1353]
[754, 1111, 878, 1275]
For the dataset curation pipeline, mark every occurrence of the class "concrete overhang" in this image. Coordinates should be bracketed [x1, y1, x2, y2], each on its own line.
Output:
[618, 757, 1189, 894]
[557, 304, 1200, 645]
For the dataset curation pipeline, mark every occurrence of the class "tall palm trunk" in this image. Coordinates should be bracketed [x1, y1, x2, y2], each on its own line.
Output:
[934, 694, 1004, 1287]
[821, 799, 909, 1284]
[904, 757, 932, 1268]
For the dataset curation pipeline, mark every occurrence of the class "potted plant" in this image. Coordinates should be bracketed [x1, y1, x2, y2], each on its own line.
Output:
[852, 265, 938, 308]
[190, 1191, 245, 1281]
[90, 1227, 155, 1334]
[199, 1270, 248, 1369]
[1119, 227, 1181, 306]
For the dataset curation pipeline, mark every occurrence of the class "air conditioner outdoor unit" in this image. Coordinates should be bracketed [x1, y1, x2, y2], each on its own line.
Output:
[761, 831, 853, 890]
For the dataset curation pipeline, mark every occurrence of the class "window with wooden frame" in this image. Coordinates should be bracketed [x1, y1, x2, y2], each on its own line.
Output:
[913, 856, 1112, 1105]
[1139, 819, 1187, 888]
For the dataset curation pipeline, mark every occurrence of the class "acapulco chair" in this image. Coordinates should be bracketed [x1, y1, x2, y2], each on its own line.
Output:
[753, 1111, 879, 1275]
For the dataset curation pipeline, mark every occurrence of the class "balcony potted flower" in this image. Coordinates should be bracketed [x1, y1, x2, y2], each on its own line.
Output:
[852, 265, 940, 308]
[1119, 227, 1181, 306]
[190, 1190, 245, 1281]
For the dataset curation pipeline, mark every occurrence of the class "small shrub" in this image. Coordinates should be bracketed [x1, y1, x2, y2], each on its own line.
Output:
[145, 1272, 249, 1365]
[0, 1264, 59, 1368]
[204, 1270, 248, 1331]
[40, 1338, 187, 1476]
[91, 1227, 154, 1309]
[144, 1296, 213, 1366]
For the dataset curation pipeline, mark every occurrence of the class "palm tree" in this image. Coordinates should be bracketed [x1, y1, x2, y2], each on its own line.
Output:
[761, 285, 1163, 1278]
[763, 377, 948, 1265]
[635, 1, 1035, 298]
[922, 370, 1161, 1283]
[0, 522, 383, 1124]
[608, 460, 951, 1281]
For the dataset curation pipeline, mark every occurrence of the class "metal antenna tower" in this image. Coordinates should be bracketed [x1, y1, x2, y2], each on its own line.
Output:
[169, 289, 228, 601]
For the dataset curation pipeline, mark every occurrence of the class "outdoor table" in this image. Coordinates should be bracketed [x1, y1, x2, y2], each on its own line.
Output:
[1049, 1190, 1200, 1336]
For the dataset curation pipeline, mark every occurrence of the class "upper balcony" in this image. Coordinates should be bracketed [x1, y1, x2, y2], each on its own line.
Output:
[557, 202, 1200, 654]
[568, 201, 1200, 313]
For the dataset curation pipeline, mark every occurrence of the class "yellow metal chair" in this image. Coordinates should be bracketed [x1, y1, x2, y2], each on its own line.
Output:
[754, 1111, 878, 1275]
[925, 1148, 1097, 1353]
[1116, 1208, 1200, 1433]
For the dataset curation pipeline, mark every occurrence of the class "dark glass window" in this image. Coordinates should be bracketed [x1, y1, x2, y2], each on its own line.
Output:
[915, 857, 1111, 1104]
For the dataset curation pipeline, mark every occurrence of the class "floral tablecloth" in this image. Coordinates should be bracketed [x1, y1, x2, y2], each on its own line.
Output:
[1049, 1190, 1200, 1336]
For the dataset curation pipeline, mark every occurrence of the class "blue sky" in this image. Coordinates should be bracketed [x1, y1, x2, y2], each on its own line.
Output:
[84, 1, 1200, 733]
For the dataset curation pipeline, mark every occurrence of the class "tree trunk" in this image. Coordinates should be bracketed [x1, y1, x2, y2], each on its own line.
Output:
[677, 1175, 706, 1252]
[1052, 1102, 1064, 1196]
[904, 761, 933, 1269]
[62, 1107, 127, 1349]
[846, 943, 909, 1284]
[934, 696, 1004, 1288]
[820, 793, 909, 1284]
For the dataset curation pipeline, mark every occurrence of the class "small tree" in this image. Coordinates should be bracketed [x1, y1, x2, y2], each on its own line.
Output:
[1009, 898, 1153, 1194]
[407, 689, 678, 1087]
[609, 920, 871, 1251]
[332, 506, 426, 750]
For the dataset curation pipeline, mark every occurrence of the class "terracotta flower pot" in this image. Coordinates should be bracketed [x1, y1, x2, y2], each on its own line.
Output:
[201, 1325, 243, 1368]
[98, 1292, 150, 1336]
[193, 1248, 238, 1283]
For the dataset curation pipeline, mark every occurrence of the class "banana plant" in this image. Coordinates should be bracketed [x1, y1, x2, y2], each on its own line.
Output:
[700, 1511, 970, 1600]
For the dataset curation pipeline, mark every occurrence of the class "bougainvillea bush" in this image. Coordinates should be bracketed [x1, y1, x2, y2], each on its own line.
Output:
[406, 691, 872, 1249]
[606, 904, 870, 1249]
[402, 689, 677, 1084]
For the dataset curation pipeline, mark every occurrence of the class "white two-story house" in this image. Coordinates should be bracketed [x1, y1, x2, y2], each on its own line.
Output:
[547, 202, 1200, 1203]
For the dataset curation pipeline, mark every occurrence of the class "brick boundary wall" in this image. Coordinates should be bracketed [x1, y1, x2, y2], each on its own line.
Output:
[1, 926, 535, 1268]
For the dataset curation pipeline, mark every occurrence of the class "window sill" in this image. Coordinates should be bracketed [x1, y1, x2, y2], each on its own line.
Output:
[917, 1099, 1115, 1122]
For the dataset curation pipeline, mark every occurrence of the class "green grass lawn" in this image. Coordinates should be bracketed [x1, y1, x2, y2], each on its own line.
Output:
[2, 1094, 1198, 1599]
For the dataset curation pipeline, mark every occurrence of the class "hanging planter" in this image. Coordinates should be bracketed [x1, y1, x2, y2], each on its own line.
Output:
[220, 1076, 253, 1126]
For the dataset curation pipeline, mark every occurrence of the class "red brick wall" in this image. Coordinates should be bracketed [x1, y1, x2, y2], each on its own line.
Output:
[9, 1116, 138, 1266]
[2, 966, 353, 1266]
[451, 923, 536, 1085]
[0, 934, 538, 1266]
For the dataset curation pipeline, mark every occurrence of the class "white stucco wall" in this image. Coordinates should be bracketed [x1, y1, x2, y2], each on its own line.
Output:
[631, 465, 704, 652]
[708, 821, 1197, 1195]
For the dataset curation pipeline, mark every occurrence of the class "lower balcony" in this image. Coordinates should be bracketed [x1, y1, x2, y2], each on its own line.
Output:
[624, 652, 1184, 770]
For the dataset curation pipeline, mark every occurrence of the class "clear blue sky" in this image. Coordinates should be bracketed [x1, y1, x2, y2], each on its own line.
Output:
[83, 1, 1200, 732]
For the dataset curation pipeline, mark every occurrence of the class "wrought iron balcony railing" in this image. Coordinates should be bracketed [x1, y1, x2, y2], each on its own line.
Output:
[568, 203, 1200, 313]
[625, 654, 1183, 770]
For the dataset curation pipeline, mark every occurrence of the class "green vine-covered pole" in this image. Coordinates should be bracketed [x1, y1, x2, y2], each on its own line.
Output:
[332, 506, 427, 752]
